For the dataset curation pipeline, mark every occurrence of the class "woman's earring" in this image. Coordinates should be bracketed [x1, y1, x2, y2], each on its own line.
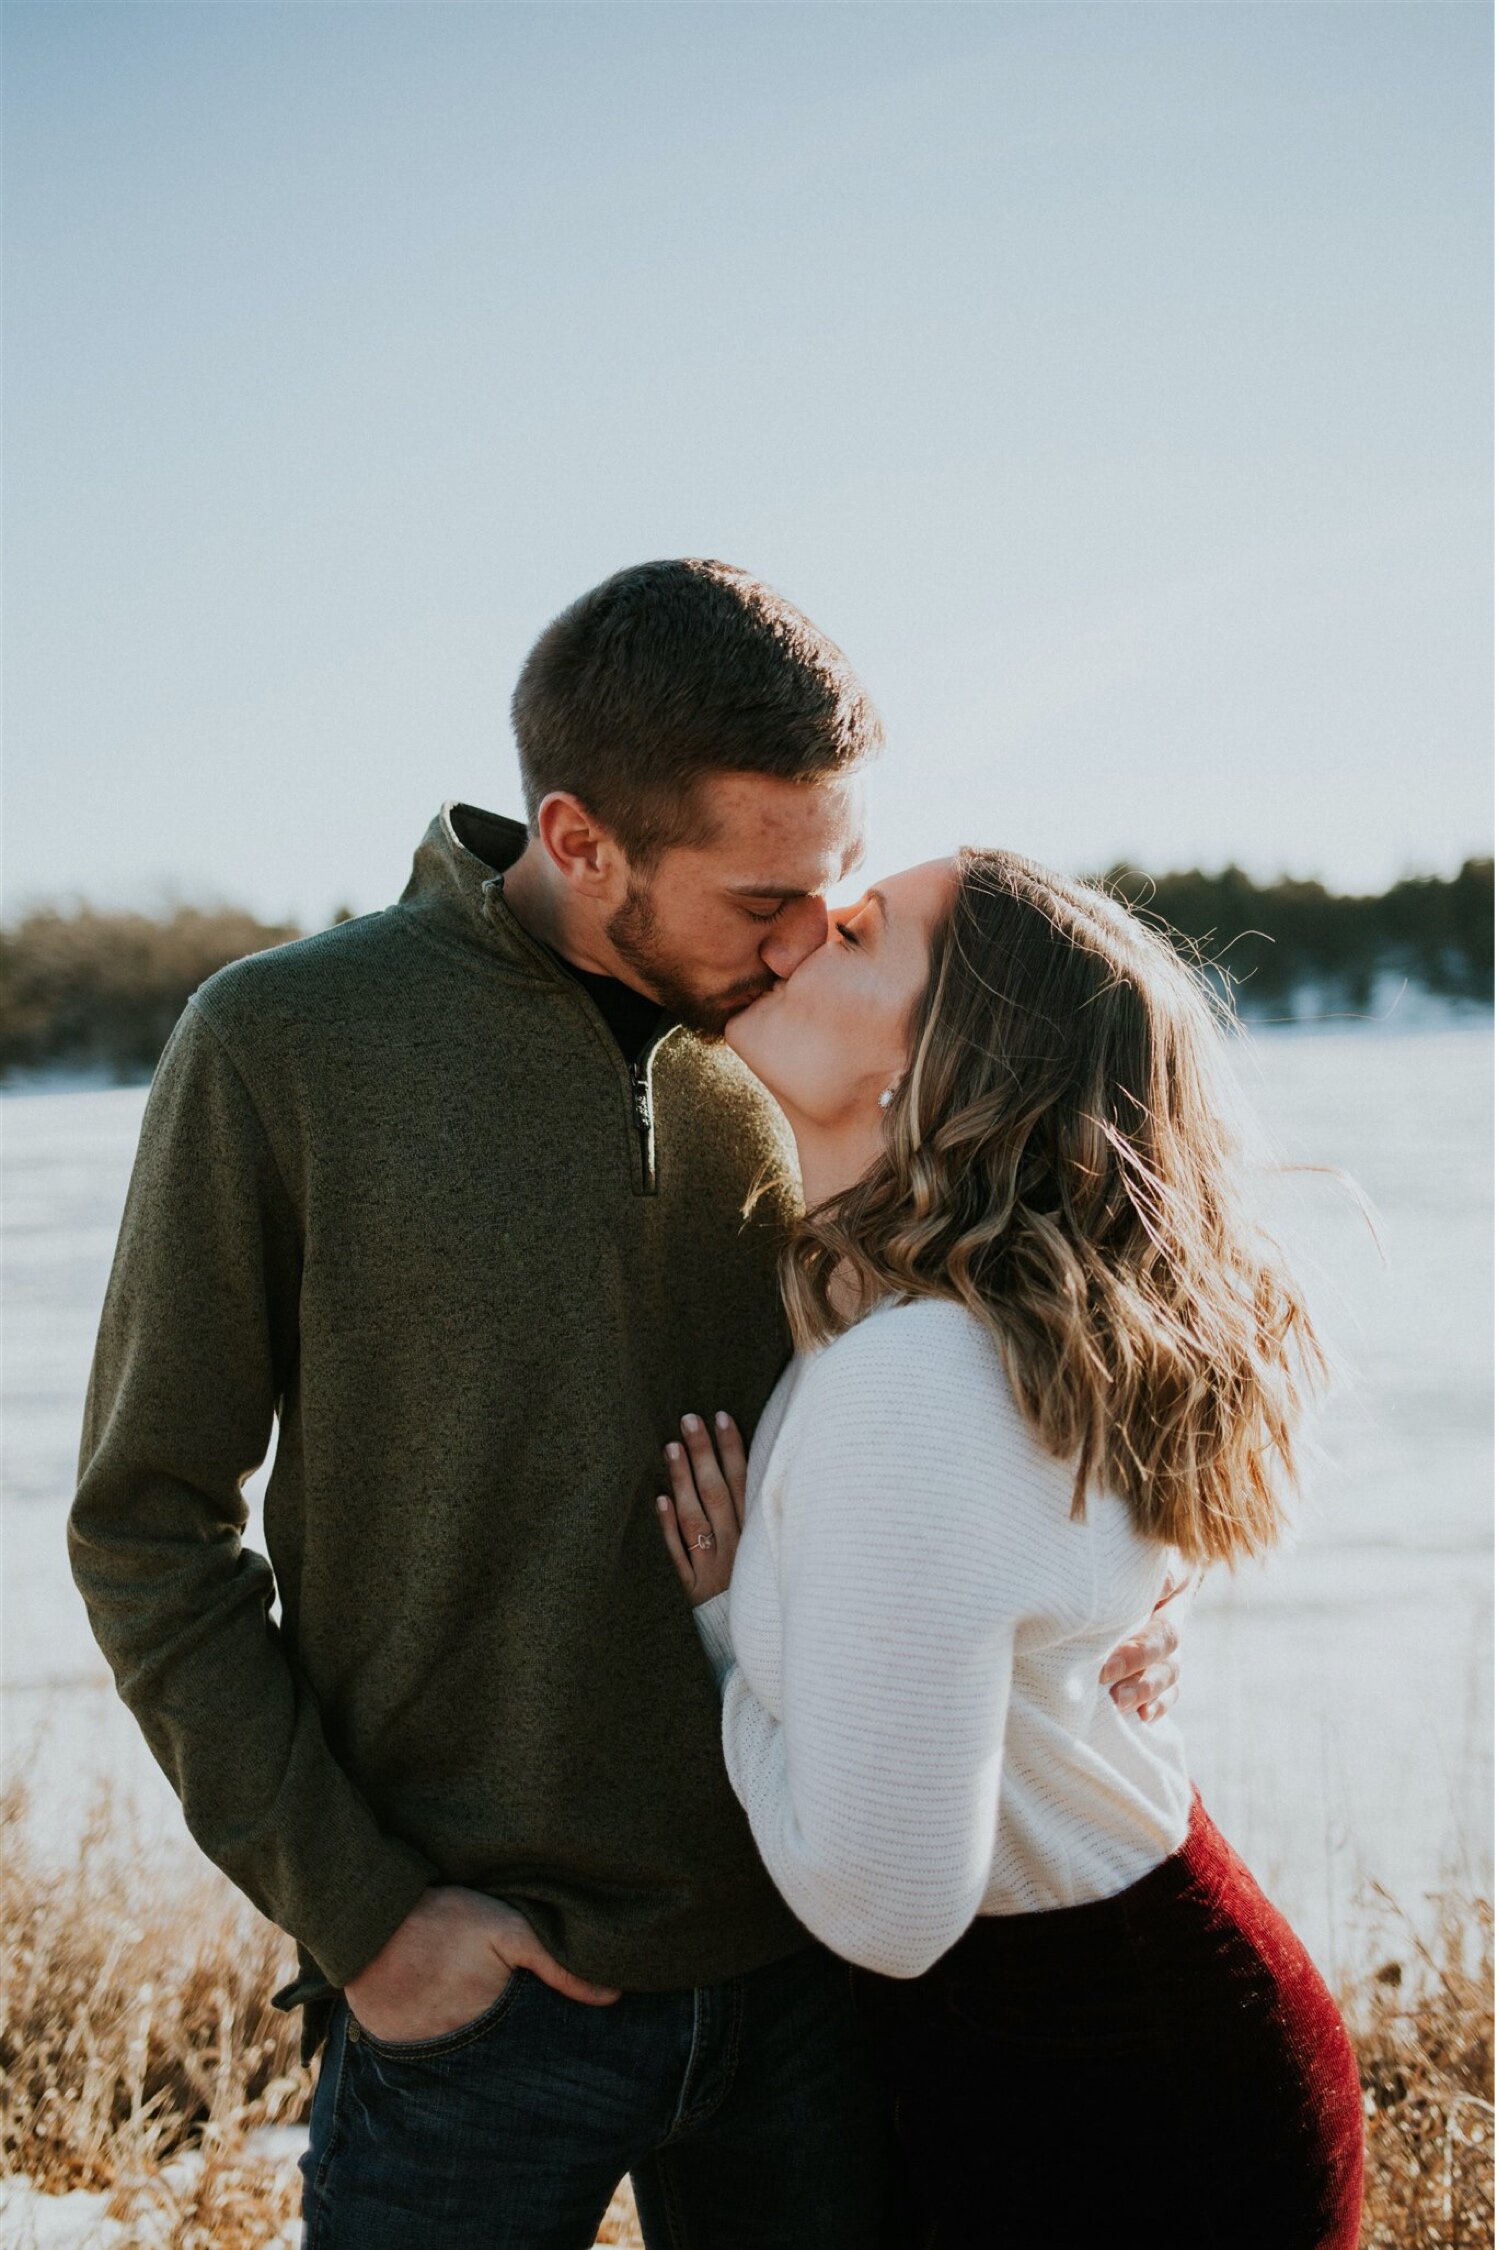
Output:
[877, 1087, 896, 1110]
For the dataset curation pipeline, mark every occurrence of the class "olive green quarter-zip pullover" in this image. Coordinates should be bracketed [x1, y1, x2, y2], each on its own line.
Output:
[69, 804, 811, 2065]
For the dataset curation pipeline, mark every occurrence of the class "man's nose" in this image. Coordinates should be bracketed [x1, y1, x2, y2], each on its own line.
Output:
[759, 897, 831, 981]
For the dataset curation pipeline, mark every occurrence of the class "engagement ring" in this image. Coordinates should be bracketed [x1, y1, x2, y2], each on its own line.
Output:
[693, 1532, 716, 1551]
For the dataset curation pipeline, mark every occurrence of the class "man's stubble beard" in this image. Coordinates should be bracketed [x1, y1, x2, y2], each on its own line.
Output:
[605, 877, 774, 1042]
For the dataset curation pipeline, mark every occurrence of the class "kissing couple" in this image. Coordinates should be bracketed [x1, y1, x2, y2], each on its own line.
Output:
[71, 560, 1364, 2248]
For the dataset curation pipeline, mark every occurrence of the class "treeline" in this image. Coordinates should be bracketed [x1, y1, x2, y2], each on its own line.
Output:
[1097, 859, 1493, 1019]
[0, 904, 305, 1082]
[1, 862, 1493, 1082]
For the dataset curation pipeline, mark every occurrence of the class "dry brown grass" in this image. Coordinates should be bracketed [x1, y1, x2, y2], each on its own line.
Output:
[1342, 1886, 1494, 2250]
[1, 1775, 1490, 2247]
[0, 1774, 309, 2245]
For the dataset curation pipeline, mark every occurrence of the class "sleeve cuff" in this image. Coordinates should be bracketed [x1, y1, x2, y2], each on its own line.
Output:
[303, 1841, 441, 1989]
[693, 1592, 737, 1693]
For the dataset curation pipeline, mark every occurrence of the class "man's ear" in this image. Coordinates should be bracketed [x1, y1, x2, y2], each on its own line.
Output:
[534, 792, 623, 896]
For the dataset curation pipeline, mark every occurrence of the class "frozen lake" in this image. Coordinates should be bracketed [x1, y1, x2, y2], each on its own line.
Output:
[3, 1022, 1492, 1972]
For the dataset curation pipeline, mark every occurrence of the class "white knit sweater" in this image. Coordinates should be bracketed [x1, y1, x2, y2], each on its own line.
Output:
[694, 1296, 1194, 1979]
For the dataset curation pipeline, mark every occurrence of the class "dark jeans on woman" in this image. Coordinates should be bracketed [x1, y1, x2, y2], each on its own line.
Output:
[852, 1792, 1365, 2250]
[299, 1936, 905, 2250]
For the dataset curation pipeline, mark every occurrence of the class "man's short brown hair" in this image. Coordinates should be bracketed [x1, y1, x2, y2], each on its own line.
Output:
[510, 559, 883, 864]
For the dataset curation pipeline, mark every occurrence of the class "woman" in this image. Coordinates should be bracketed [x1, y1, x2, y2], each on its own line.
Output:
[656, 849, 1364, 2250]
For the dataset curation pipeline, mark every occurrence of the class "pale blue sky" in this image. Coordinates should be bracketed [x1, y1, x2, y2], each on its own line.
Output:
[6, 1, 1492, 927]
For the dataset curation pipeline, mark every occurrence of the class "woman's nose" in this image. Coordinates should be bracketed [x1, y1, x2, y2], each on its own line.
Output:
[759, 897, 830, 981]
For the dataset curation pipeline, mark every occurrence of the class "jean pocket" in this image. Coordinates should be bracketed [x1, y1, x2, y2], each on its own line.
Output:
[348, 1965, 529, 2060]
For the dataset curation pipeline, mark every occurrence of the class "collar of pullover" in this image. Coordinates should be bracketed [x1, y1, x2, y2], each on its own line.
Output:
[398, 800, 567, 984]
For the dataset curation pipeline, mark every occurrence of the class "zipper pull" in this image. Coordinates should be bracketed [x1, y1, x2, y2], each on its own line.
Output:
[629, 1060, 658, 1192]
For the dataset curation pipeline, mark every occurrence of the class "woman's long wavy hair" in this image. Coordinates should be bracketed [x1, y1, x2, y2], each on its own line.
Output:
[780, 848, 1328, 1567]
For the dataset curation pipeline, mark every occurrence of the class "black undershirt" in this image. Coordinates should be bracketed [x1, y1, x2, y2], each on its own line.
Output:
[547, 949, 671, 1065]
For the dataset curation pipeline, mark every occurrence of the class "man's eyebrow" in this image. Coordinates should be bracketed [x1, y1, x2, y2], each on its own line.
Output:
[726, 884, 812, 901]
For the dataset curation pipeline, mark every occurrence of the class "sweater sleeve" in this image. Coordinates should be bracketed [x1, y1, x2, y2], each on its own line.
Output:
[68, 999, 440, 1986]
[693, 1590, 737, 1691]
[717, 1324, 1019, 1978]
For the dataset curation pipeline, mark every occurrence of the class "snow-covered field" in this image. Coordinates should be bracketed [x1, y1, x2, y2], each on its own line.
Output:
[3, 1021, 1493, 1977]
[0, 2133, 306, 2250]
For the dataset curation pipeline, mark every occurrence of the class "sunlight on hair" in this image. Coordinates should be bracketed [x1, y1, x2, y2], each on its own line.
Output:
[781, 848, 1340, 1569]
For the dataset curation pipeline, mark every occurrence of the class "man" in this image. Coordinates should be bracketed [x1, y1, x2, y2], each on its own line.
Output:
[70, 560, 1180, 2249]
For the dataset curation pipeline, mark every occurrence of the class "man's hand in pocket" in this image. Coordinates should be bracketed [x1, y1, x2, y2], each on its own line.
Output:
[342, 1884, 620, 2043]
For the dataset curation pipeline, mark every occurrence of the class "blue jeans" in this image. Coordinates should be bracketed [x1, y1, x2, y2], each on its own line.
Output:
[299, 1940, 910, 2249]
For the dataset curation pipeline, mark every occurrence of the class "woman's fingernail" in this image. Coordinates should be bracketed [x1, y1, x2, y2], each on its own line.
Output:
[665, 1442, 680, 1460]
[656, 1495, 669, 1512]
[715, 1411, 731, 1429]
[682, 1413, 700, 1432]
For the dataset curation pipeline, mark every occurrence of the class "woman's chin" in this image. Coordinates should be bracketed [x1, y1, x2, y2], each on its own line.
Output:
[724, 989, 776, 1074]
